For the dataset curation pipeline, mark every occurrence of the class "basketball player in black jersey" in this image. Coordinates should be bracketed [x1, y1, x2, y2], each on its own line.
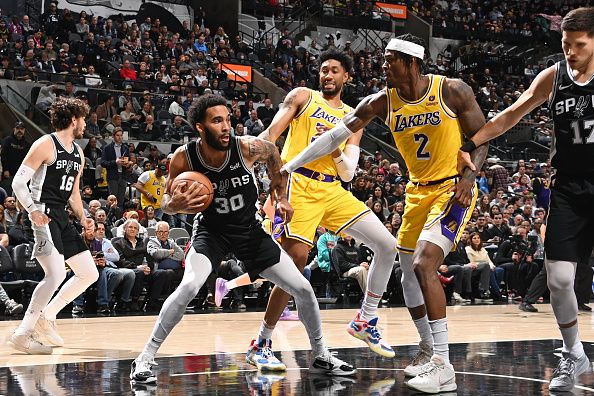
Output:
[8, 98, 99, 354]
[458, 7, 594, 392]
[130, 94, 355, 385]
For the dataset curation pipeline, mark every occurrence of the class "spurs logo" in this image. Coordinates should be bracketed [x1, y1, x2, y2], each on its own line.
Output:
[574, 96, 588, 118]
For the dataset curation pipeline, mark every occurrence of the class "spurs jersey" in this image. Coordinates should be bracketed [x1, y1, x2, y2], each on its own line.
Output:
[549, 60, 594, 175]
[385, 75, 463, 183]
[184, 137, 259, 229]
[281, 90, 353, 176]
[30, 133, 82, 207]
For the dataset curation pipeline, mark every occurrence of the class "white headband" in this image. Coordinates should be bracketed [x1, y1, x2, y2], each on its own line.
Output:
[386, 38, 424, 59]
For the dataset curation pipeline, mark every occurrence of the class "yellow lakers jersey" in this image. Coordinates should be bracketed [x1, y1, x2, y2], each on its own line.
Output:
[281, 90, 353, 176]
[385, 75, 462, 183]
[140, 171, 166, 209]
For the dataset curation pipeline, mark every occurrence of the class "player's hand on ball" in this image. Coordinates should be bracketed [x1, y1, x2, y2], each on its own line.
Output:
[449, 178, 474, 208]
[276, 197, 294, 224]
[170, 181, 210, 213]
[30, 210, 50, 226]
[456, 150, 475, 175]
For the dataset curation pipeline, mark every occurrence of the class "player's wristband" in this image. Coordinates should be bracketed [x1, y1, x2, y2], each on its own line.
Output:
[460, 140, 477, 153]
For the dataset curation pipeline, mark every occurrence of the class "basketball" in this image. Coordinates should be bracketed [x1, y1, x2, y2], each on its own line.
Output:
[171, 171, 214, 212]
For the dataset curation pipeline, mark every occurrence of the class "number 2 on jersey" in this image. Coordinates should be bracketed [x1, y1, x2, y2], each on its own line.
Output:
[414, 133, 431, 159]
[60, 175, 74, 191]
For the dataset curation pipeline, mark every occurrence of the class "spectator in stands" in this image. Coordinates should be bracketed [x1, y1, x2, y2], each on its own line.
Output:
[316, 229, 337, 273]
[366, 186, 389, 210]
[7, 212, 29, 249]
[465, 232, 496, 300]
[119, 59, 137, 81]
[2, 121, 30, 184]
[105, 194, 122, 226]
[104, 114, 123, 135]
[0, 280, 23, 316]
[113, 218, 172, 312]
[96, 96, 117, 121]
[118, 85, 141, 112]
[443, 231, 471, 303]
[120, 101, 142, 124]
[257, 98, 277, 126]
[0, 56, 13, 79]
[4, 196, 18, 228]
[140, 205, 159, 229]
[101, 128, 132, 208]
[331, 235, 370, 293]
[84, 112, 100, 138]
[244, 109, 264, 136]
[147, 221, 184, 285]
[135, 163, 167, 218]
[84, 64, 102, 87]
[486, 157, 508, 192]
[35, 84, 58, 113]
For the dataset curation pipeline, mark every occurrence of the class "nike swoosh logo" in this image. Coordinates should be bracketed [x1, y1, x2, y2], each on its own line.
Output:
[57, 150, 64, 153]
[558, 84, 573, 91]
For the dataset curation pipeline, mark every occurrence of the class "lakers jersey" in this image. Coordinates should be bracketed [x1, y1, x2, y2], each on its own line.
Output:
[139, 170, 166, 209]
[385, 75, 462, 183]
[281, 90, 353, 176]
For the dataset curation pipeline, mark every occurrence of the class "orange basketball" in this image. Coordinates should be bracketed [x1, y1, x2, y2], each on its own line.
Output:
[171, 171, 214, 213]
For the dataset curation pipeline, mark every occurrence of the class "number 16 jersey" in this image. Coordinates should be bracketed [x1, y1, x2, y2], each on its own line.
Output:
[384, 74, 463, 183]
[30, 133, 82, 208]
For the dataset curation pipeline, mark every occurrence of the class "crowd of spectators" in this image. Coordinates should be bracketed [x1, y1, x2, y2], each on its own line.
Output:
[0, 1, 590, 318]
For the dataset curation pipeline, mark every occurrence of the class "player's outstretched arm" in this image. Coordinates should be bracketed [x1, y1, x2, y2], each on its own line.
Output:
[12, 136, 53, 226]
[281, 91, 387, 173]
[242, 136, 293, 223]
[258, 87, 311, 142]
[458, 66, 555, 173]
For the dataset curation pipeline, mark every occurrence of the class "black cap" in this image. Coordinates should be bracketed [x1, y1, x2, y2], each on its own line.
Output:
[150, 145, 158, 150]
[157, 164, 167, 171]
[14, 121, 25, 128]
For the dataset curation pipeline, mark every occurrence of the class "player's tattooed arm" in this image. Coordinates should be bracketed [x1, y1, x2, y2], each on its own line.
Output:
[244, 136, 294, 221]
[444, 78, 488, 207]
[257, 87, 310, 143]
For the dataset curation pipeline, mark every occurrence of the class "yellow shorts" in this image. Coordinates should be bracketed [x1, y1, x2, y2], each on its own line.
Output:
[285, 172, 370, 246]
[397, 178, 477, 255]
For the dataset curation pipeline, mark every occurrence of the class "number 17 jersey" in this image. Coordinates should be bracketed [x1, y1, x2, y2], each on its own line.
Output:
[29, 133, 82, 207]
[549, 60, 594, 175]
[384, 74, 463, 183]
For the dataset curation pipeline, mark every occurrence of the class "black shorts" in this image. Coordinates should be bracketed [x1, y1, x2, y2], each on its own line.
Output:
[32, 205, 88, 260]
[544, 174, 594, 262]
[191, 223, 281, 281]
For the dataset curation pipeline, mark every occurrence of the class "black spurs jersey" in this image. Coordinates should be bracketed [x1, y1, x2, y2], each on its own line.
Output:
[185, 137, 259, 229]
[549, 60, 594, 175]
[30, 134, 82, 207]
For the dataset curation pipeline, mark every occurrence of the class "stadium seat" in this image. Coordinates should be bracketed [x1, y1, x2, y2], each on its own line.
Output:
[169, 228, 189, 240]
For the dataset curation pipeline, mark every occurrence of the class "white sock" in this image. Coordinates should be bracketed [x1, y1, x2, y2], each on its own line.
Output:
[560, 323, 585, 357]
[257, 321, 274, 343]
[226, 279, 238, 290]
[429, 318, 450, 364]
[16, 302, 45, 334]
[413, 315, 434, 348]
[312, 336, 328, 358]
[360, 290, 382, 321]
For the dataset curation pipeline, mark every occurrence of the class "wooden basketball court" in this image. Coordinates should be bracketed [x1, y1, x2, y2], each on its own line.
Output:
[1, 304, 593, 395]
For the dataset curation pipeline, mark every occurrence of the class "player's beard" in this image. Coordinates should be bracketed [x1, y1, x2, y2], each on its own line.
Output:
[73, 120, 85, 139]
[203, 125, 230, 152]
[321, 81, 342, 96]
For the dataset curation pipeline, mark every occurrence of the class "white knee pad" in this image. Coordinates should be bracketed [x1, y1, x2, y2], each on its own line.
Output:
[399, 252, 425, 308]
[546, 259, 578, 324]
